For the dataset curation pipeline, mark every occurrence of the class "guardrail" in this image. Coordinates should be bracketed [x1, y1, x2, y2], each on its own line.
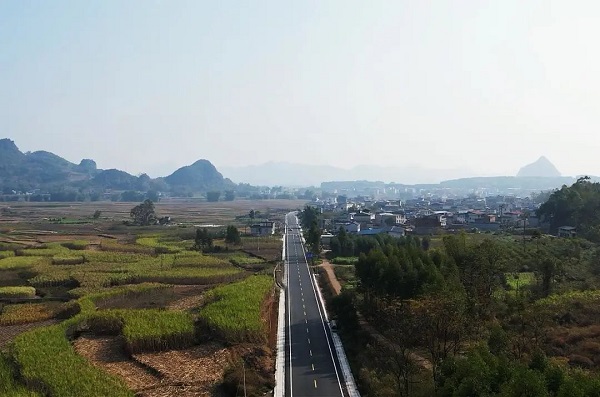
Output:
[273, 222, 287, 397]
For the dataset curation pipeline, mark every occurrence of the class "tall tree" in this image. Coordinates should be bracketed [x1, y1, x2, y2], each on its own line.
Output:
[225, 225, 241, 245]
[130, 199, 156, 226]
[195, 228, 213, 250]
[206, 191, 221, 202]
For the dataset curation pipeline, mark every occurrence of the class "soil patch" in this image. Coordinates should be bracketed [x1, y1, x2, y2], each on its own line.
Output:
[73, 335, 162, 390]
[319, 260, 342, 295]
[134, 342, 232, 385]
[96, 285, 208, 311]
[0, 319, 59, 349]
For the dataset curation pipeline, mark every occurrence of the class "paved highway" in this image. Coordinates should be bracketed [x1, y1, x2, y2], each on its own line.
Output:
[285, 213, 344, 397]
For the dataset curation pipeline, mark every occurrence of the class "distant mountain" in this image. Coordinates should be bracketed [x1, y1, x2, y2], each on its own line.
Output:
[0, 138, 234, 195]
[165, 160, 235, 192]
[220, 161, 474, 186]
[517, 156, 561, 177]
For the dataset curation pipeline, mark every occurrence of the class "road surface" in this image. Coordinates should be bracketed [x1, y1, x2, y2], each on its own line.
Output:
[285, 213, 344, 397]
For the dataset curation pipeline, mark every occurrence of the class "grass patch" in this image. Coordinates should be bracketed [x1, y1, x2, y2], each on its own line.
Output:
[0, 286, 36, 298]
[0, 250, 15, 259]
[84, 309, 196, 353]
[0, 302, 64, 325]
[0, 354, 40, 397]
[330, 256, 358, 265]
[506, 272, 535, 290]
[199, 275, 273, 343]
[0, 256, 46, 270]
[61, 240, 89, 250]
[12, 323, 133, 397]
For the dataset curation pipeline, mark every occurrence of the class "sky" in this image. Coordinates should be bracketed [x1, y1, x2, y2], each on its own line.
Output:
[2, 0, 600, 179]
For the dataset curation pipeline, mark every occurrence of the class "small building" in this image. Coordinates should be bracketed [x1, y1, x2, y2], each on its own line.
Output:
[558, 226, 577, 238]
[250, 221, 275, 236]
[414, 215, 446, 235]
[320, 233, 335, 249]
[337, 221, 361, 234]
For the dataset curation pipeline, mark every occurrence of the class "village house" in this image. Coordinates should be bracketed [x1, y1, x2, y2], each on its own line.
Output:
[250, 221, 276, 236]
[558, 226, 577, 238]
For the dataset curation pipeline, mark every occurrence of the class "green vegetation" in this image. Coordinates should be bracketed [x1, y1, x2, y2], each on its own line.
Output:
[0, 354, 41, 397]
[61, 240, 89, 250]
[0, 207, 285, 397]
[85, 309, 195, 353]
[200, 275, 273, 343]
[325, 224, 600, 396]
[0, 302, 64, 325]
[537, 177, 600, 241]
[330, 256, 359, 265]
[12, 323, 133, 397]
[121, 309, 195, 352]
[0, 286, 36, 298]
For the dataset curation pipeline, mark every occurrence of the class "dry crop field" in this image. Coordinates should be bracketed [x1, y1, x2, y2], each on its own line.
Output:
[0, 200, 291, 397]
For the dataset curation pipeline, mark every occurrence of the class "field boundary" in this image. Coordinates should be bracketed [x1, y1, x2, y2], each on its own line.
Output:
[274, 226, 286, 397]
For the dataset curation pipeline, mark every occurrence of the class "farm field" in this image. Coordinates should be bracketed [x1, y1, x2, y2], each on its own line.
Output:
[0, 200, 287, 396]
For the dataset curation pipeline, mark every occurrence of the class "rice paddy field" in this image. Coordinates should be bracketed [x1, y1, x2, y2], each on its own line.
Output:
[0, 200, 290, 396]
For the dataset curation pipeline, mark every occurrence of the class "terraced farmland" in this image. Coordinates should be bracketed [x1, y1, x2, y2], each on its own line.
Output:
[0, 203, 284, 397]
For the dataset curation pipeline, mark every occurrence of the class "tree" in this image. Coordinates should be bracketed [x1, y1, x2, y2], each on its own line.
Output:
[206, 191, 221, 202]
[224, 190, 235, 201]
[195, 228, 213, 250]
[411, 289, 470, 389]
[225, 225, 241, 245]
[130, 199, 156, 226]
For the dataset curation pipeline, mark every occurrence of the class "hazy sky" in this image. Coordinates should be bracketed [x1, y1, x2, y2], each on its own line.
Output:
[2, 1, 600, 178]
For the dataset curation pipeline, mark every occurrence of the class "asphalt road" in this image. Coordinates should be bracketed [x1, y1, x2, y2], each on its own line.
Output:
[285, 213, 344, 397]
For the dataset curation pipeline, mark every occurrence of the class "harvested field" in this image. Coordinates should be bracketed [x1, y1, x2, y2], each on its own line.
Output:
[95, 285, 208, 311]
[73, 336, 162, 391]
[134, 342, 232, 385]
[0, 319, 59, 349]
[74, 336, 233, 397]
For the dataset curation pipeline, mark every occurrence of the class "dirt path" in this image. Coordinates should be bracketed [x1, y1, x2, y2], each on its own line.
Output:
[319, 260, 342, 295]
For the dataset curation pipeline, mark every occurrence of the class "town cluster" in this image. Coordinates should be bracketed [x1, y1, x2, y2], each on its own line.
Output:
[311, 194, 576, 241]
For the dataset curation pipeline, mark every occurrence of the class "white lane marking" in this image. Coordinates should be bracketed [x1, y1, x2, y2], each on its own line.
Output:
[312, 364, 315, 371]
[309, 349, 313, 357]
[286, 219, 294, 397]
[296, 216, 345, 397]
[314, 380, 318, 388]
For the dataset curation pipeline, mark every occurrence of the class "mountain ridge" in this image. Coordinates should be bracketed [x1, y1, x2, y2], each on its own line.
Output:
[0, 138, 232, 194]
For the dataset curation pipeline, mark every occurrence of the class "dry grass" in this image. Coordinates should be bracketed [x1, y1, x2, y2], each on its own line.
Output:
[73, 336, 162, 391]
[74, 336, 233, 397]
[134, 342, 232, 384]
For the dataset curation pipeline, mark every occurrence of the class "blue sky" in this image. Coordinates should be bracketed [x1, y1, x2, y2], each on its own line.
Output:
[2, 1, 600, 178]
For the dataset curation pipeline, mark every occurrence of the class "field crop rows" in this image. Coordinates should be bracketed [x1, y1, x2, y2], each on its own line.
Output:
[199, 275, 274, 343]
[0, 240, 245, 290]
[0, 216, 281, 396]
[0, 286, 36, 298]
[0, 302, 65, 325]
